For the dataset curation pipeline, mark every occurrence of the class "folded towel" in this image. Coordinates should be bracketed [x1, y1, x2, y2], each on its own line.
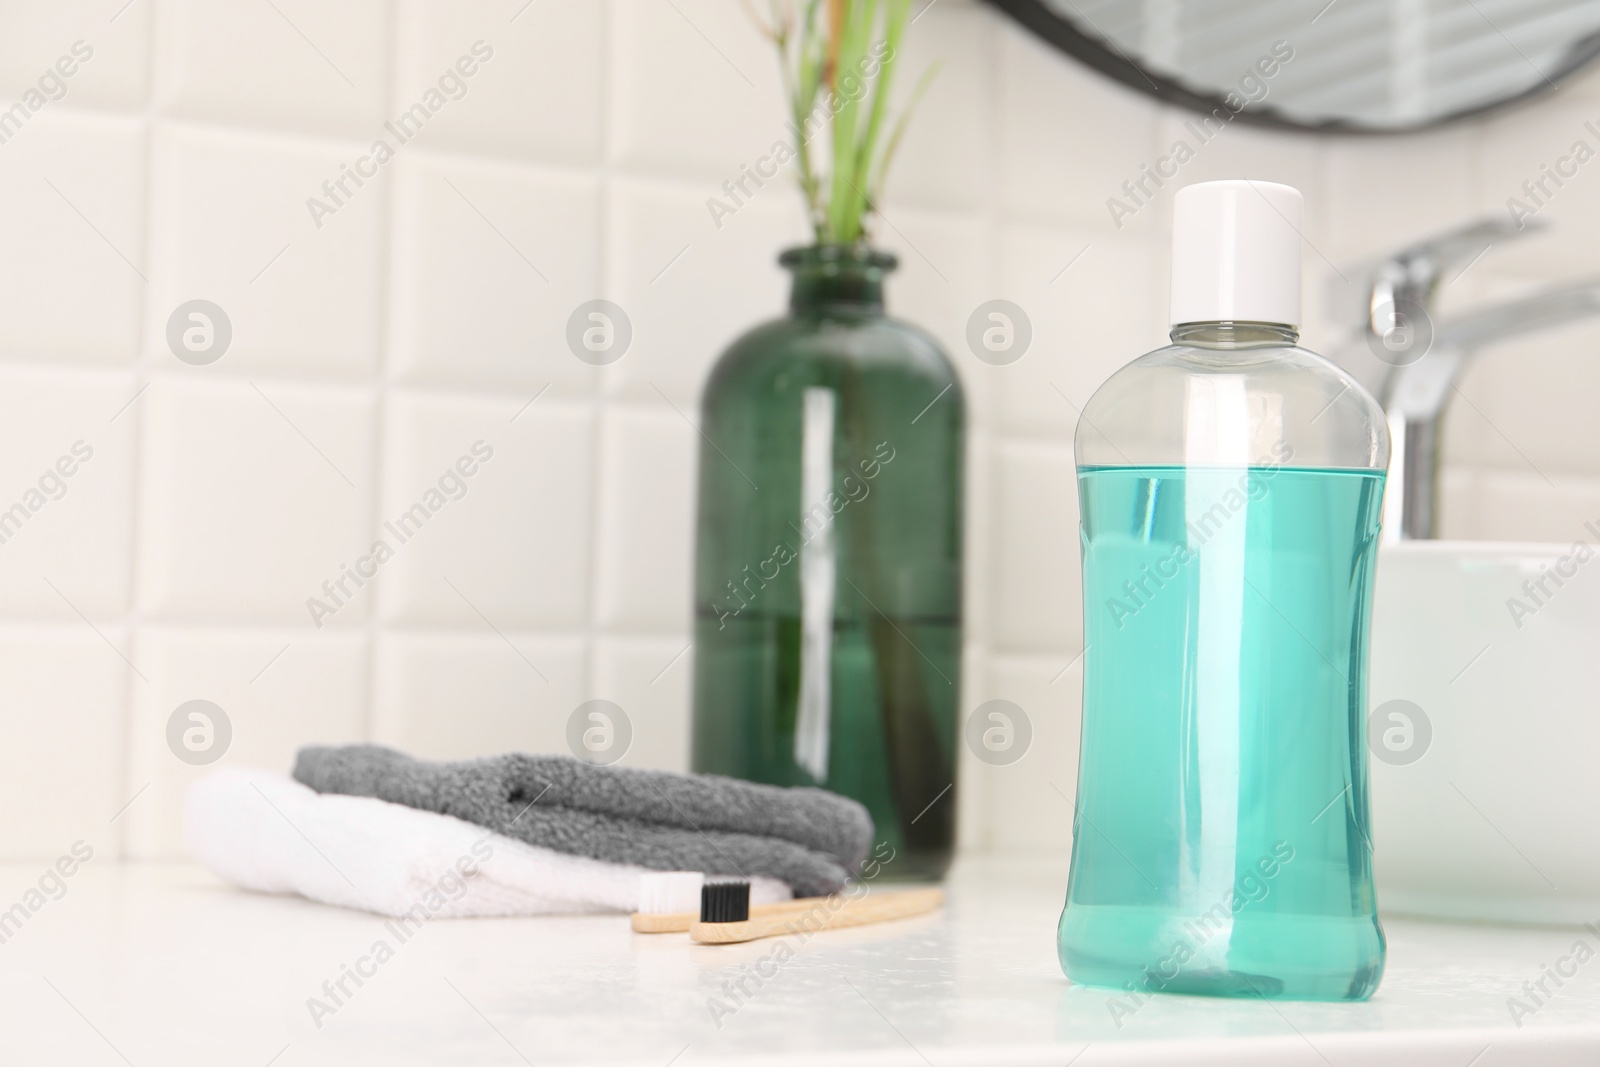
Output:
[184, 767, 793, 918]
[292, 744, 874, 897]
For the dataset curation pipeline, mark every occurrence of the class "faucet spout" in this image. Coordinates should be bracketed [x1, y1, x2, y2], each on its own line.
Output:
[1366, 217, 1534, 361]
[1434, 275, 1600, 352]
[1360, 218, 1600, 541]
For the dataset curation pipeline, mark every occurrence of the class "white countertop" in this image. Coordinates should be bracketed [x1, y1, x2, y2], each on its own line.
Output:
[2, 858, 1596, 1066]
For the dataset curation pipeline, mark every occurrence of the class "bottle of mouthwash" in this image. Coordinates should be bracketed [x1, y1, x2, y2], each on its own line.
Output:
[1058, 180, 1389, 1002]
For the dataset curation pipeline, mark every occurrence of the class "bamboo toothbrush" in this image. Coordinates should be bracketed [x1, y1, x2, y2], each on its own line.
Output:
[632, 872, 707, 932]
[631, 873, 824, 933]
[691, 880, 943, 944]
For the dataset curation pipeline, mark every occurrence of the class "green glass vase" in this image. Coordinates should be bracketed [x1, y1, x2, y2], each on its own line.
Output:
[689, 245, 964, 882]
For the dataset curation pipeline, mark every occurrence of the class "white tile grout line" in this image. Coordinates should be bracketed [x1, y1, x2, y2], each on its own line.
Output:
[354, 0, 405, 748]
[581, 0, 620, 712]
[0, 618, 698, 642]
[974, 3, 1004, 849]
[110, 0, 160, 861]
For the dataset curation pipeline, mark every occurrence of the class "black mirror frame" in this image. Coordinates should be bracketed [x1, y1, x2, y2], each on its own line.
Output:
[985, 0, 1600, 134]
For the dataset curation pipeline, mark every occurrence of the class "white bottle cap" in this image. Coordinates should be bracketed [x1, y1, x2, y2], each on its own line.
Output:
[1169, 179, 1303, 328]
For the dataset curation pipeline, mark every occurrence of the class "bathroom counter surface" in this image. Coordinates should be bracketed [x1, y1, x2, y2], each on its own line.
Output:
[2, 858, 1595, 1065]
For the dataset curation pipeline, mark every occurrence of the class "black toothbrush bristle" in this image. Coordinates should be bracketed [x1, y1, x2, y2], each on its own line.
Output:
[700, 880, 751, 923]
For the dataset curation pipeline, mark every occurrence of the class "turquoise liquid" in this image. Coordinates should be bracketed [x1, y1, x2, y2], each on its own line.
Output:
[1058, 464, 1386, 1002]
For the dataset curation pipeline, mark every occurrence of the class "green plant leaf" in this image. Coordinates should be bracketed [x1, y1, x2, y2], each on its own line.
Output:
[747, 0, 934, 246]
[869, 58, 941, 207]
[851, 0, 909, 221]
[827, 0, 873, 242]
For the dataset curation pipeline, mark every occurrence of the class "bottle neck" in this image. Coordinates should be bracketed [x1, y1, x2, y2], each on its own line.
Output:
[782, 245, 896, 315]
[1169, 321, 1299, 348]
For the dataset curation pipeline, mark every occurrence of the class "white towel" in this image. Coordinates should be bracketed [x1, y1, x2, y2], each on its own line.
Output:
[184, 767, 792, 918]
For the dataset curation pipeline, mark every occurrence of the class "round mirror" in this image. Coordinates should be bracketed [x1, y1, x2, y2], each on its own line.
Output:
[988, 0, 1600, 132]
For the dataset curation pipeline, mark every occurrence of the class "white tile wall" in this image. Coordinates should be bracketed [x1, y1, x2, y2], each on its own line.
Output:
[153, 0, 391, 136]
[0, 0, 1592, 861]
[147, 123, 386, 377]
[136, 377, 377, 623]
[992, 227, 1159, 438]
[0, 367, 138, 618]
[0, 111, 146, 365]
[609, 0, 787, 182]
[594, 408, 696, 631]
[996, 22, 1159, 232]
[391, 0, 605, 166]
[991, 441, 1079, 653]
[590, 636, 695, 771]
[605, 178, 802, 407]
[0, 625, 130, 857]
[387, 152, 601, 395]
[124, 626, 370, 857]
[370, 630, 586, 758]
[376, 390, 594, 628]
[0, 1, 150, 112]
[981, 653, 1083, 855]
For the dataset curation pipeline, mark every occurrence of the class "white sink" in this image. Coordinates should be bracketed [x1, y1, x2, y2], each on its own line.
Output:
[1371, 540, 1600, 925]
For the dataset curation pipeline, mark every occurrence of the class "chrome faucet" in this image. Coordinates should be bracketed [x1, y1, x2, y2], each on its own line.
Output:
[1355, 216, 1600, 540]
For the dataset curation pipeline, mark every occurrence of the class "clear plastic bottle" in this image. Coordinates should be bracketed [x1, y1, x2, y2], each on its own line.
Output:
[1057, 181, 1390, 1002]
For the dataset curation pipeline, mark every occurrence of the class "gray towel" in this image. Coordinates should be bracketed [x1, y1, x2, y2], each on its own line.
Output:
[291, 744, 874, 897]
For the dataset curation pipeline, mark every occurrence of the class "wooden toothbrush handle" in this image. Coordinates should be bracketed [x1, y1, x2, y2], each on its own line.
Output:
[690, 888, 944, 944]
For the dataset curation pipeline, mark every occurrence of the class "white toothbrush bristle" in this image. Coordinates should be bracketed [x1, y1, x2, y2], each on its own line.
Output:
[637, 871, 704, 915]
